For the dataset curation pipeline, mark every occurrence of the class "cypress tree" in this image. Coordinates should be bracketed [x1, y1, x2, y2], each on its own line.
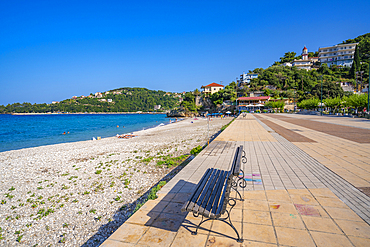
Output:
[354, 45, 360, 68]
[350, 59, 357, 79]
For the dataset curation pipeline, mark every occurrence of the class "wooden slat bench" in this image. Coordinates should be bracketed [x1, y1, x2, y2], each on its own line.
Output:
[181, 145, 247, 242]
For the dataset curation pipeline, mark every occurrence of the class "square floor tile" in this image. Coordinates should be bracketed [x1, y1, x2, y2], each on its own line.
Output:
[335, 219, 370, 239]
[244, 199, 269, 211]
[172, 193, 193, 203]
[324, 207, 363, 222]
[243, 223, 277, 244]
[140, 200, 168, 212]
[162, 202, 187, 215]
[348, 235, 370, 246]
[171, 226, 208, 247]
[268, 201, 298, 214]
[302, 215, 342, 234]
[109, 223, 149, 244]
[156, 193, 176, 202]
[243, 210, 272, 225]
[137, 227, 176, 247]
[310, 231, 352, 247]
[288, 189, 310, 195]
[289, 193, 319, 205]
[206, 236, 243, 247]
[275, 227, 315, 247]
[266, 190, 291, 202]
[243, 240, 277, 246]
[309, 188, 337, 198]
[271, 212, 305, 229]
[244, 191, 267, 201]
[100, 240, 135, 247]
[125, 210, 160, 226]
[230, 208, 242, 222]
[151, 212, 185, 231]
[181, 215, 211, 235]
[295, 204, 321, 217]
[315, 196, 349, 209]
[210, 220, 242, 240]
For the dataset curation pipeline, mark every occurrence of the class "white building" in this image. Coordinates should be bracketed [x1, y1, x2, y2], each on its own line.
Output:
[291, 46, 319, 70]
[238, 72, 258, 86]
[318, 43, 358, 67]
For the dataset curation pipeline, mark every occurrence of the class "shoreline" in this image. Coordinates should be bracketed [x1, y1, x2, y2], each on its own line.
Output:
[0, 117, 232, 246]
[7, 112, 168, 115]
[0, 117, 185, 154]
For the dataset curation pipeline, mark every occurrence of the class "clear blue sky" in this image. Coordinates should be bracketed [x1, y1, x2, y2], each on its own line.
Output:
[0, 0, 369, 105]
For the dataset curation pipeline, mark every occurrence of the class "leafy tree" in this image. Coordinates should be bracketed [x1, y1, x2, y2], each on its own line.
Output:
[311, 80, 344, 100]
[297, 98, 320, 110]
[344, 94, 368, 112]
[323, 97, 342, 113]
[264, 100, 285, 112]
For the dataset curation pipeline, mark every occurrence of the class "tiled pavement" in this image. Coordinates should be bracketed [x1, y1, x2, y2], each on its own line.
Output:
[101, 114, 370, 246]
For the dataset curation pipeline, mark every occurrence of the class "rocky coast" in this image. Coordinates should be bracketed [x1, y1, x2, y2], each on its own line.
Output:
[0, 117, 231, 246]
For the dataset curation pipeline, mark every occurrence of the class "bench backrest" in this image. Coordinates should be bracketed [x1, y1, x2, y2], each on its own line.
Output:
[230, 145, 243, 176]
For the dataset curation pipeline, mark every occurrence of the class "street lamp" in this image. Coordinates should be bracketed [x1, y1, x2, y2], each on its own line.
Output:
[320, 75, 323, 116]
[293, 87, 296, 113]
[368, 57, 370, 113]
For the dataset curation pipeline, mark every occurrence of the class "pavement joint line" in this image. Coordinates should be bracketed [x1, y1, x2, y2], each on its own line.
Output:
[254, 115, 370, 225]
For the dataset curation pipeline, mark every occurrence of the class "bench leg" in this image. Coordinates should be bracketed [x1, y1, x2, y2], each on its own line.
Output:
[242, 151, 247, 164]
[238, 169, 247, 189]
[192, 200, 243, 242]
[231, 170, 246, 201]
[192, 215, 211, 235]
[231, 186, 243, 201]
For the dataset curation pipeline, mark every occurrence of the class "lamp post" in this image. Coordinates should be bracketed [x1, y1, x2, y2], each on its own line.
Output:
[321, 75, 323, 116]
[368, 57, 370, 113]
[293, 87, 296, 113]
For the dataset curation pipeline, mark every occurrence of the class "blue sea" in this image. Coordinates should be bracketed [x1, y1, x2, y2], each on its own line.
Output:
[0, 114, 169, 152]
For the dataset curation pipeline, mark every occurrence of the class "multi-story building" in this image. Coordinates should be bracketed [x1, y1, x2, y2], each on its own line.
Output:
[201, 83, 224, 97]
[318, 43, 358, 67]
[238, 72, 258, 86]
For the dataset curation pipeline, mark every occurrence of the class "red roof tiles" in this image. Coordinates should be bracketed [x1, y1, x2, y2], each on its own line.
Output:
[202, 83, 224, 88]
[237, 96, 270, 101]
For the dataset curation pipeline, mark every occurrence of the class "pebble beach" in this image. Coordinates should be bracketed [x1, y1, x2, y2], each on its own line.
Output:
[0, 117, 231, 246]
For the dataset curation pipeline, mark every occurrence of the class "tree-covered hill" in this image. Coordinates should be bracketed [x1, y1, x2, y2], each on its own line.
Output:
[0, 87, 180, 114]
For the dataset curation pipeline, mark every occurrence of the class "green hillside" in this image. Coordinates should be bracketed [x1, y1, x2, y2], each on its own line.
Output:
[0, 87, 180, 114]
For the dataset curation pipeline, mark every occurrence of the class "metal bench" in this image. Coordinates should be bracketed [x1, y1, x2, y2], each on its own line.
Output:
[181, 145, 247, 242]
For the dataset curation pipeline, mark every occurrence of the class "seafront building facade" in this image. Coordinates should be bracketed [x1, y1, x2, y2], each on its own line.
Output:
[236, 96, 270, 112]
[318, 42, 358, 67]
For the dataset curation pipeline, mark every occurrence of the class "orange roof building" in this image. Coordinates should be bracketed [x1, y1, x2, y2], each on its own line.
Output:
[201, 83, 224, 96]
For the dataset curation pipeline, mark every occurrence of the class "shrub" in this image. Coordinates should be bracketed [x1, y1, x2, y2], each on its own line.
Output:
[190, 145, 202, 156]
[148, 181, 167, 200]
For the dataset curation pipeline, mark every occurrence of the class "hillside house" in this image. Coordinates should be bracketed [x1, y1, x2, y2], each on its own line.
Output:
[201, 83, 224, 97]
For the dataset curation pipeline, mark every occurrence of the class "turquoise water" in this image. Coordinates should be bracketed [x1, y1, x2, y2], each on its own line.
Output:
[0, 114, 169, 152]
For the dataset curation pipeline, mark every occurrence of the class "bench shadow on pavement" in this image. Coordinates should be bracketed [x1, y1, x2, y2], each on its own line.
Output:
[140, 179, 241, 241]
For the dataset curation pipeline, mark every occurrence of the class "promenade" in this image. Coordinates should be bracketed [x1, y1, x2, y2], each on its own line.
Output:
[102, 114, 370, 246]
